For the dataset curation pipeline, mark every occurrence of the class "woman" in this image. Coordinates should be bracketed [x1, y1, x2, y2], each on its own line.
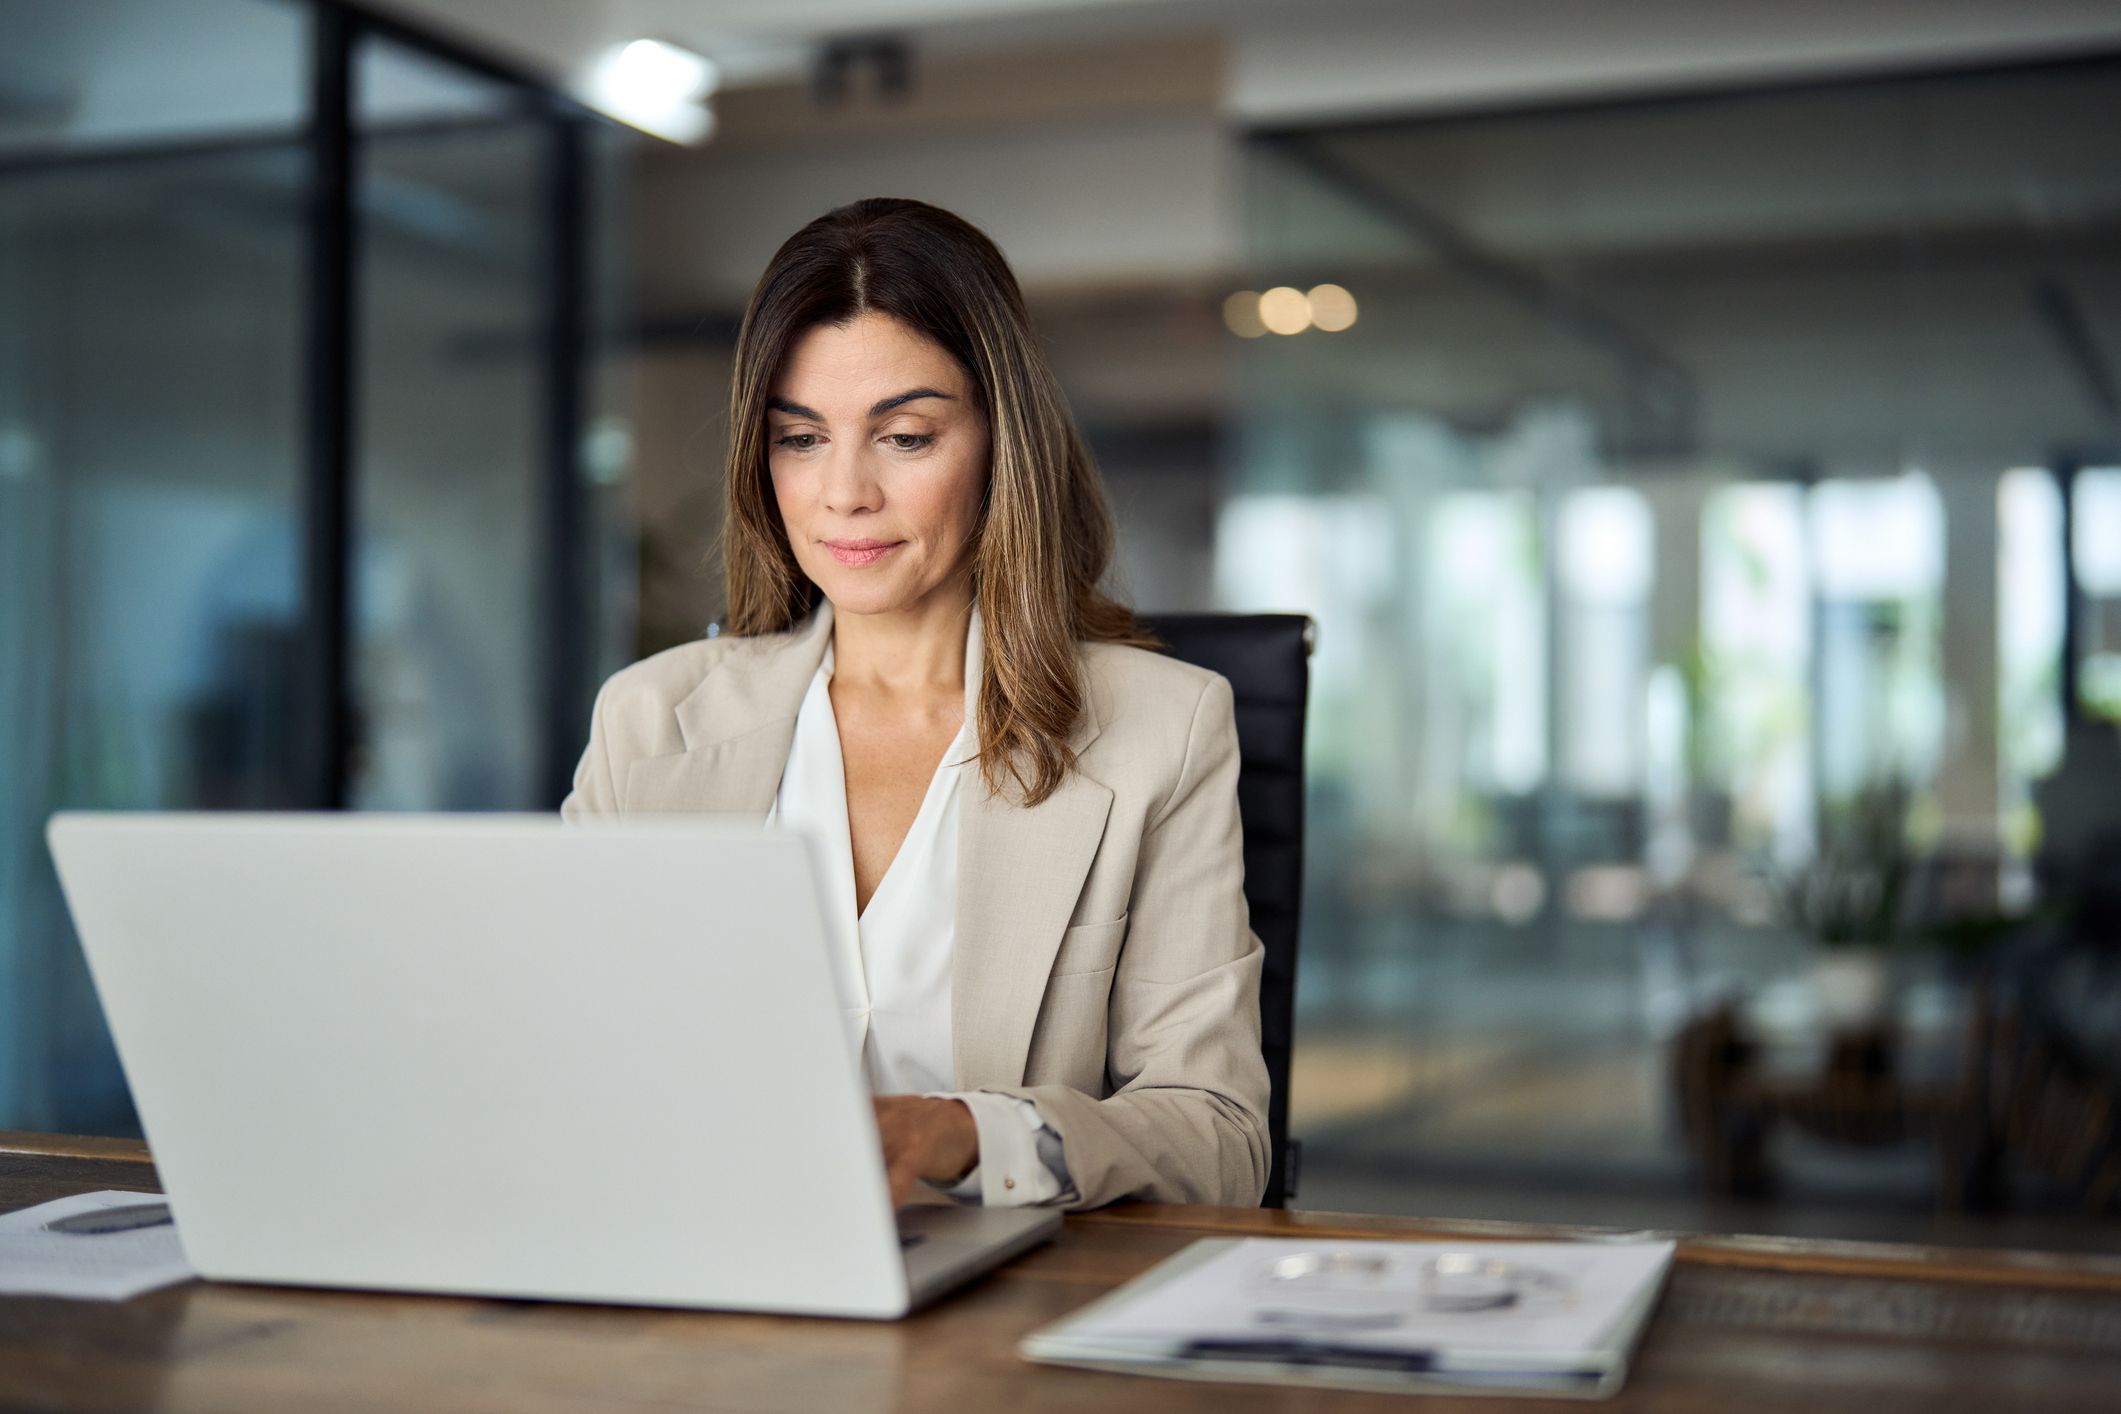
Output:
[562, 197, 1267, 1210]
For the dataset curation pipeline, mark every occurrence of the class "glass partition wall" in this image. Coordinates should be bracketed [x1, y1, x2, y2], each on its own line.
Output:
[0, 1, 636, 1134]
[1226, 58, 2121, 1233]
[351, 37, 550, 811]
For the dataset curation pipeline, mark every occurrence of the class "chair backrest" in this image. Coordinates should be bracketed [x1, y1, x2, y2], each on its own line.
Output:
[1139, 613, 1312, 1207]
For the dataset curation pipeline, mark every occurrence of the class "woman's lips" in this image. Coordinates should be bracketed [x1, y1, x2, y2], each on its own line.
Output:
[823, 538, 903, 567]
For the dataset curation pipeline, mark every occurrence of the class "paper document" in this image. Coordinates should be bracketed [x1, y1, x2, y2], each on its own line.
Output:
[1023, 1236, 1674, 1400]
[0, 1190, 197, 1301]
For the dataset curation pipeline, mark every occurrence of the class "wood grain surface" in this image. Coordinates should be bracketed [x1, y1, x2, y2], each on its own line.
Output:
[4, 1134, 2120, 1413]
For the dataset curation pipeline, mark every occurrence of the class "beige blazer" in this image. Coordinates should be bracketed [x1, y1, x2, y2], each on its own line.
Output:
[560, 602, 1270, 1208]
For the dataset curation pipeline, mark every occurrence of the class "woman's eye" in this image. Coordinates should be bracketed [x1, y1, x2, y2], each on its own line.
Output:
[774, 433, 819, 451]
[884, 433, 935, 451]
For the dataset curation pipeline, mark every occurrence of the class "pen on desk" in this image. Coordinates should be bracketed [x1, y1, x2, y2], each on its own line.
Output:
[1176, 1339, 1439, 1373]
[1176, 1341, 1608, 1389]
[45, 1202, 174, 1235]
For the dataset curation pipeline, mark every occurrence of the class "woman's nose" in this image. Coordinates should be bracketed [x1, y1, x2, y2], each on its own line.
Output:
[820, 445, 884, 515]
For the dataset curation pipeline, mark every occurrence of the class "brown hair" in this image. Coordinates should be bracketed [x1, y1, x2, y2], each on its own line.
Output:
[722, 196, 1150, 806]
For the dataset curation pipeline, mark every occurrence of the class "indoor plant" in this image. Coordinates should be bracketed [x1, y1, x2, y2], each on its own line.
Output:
[1772, 778, 1913, 1029]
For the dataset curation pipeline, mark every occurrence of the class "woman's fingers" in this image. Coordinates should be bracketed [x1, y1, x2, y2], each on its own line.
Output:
[886, 1156, 918, 1208]
[875, 1098, 914, 1206]
[872, 1094, 980, 1206]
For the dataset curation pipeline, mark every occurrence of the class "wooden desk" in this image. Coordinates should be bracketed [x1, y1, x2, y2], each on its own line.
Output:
[6, 1132, 2121, 1412]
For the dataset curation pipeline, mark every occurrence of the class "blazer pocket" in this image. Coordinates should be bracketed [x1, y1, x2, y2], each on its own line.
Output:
[1049, 912, 1129, 977]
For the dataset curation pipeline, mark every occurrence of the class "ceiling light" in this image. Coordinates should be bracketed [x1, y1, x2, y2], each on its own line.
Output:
[1222, 291, 1267, 339]
[578, 39, 719, 145]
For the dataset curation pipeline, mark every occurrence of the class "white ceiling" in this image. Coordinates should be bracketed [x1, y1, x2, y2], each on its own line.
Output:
[369, 0, 2121, 130]
[10, 0, 2121, 155]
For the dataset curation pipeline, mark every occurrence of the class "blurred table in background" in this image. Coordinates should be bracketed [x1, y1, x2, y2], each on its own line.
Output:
[1673, 986, 1990, 1207]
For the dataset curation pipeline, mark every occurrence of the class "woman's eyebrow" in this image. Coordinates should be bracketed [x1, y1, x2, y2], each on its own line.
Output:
[868, 387, 955, 416]
[766, 388, 956, 421]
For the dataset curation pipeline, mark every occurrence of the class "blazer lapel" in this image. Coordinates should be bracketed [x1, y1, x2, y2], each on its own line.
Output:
[623, 732, 791, 817]
[952, 672, 1113, 1090]
[621, 604, 834, 817]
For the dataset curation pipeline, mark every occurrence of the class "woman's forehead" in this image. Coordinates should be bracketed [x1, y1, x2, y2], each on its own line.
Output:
[773, 313, 965, 407]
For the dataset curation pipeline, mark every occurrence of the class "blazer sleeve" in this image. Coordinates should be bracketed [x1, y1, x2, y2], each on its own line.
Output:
[978, 673, 1272, 1208]
[559, 680, 619, 821]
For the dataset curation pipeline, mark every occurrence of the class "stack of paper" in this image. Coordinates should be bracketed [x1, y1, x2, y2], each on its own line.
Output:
[0, 1191, 197, 1301]
[1022, 1236, 1674, 1400]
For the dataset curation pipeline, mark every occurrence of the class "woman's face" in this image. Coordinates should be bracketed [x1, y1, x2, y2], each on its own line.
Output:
[766, 311, 990, 621]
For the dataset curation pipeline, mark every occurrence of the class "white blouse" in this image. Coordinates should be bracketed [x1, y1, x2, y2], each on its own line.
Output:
[764, 606, 1070, 1206]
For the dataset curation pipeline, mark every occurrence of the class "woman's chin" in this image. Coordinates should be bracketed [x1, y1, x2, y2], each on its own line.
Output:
[815, 573, 924, 618]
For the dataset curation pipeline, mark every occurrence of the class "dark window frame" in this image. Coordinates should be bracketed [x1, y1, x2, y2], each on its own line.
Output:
[300, 0, 610, 808]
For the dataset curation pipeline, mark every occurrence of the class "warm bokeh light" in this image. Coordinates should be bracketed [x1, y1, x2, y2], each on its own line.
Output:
[1307, 282, 1358, 332]
[1258, 285, 1311, 335]
[1221, 290, 1267, 338]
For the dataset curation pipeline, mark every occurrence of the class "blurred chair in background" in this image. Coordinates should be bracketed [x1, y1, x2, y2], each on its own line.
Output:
[1142, 613, 1314, 1208]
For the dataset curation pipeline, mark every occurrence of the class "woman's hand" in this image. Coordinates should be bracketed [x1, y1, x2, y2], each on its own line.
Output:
[872, 1095, 980, 1207]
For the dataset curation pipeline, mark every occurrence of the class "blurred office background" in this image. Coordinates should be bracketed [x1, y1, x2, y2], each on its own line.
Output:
[7, 0, 2121, 1251]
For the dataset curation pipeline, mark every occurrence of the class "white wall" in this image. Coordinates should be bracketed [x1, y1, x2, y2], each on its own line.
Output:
[634, 113, 1240, 305]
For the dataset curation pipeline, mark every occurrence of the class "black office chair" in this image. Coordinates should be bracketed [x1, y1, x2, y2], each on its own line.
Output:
[1139, 613, 1313, 1208]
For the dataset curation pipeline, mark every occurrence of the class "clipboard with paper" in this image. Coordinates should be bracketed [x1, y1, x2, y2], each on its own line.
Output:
[1021, 1235, 1675, 1400]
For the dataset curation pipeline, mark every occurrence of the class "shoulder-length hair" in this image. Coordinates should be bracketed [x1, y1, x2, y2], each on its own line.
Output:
[721, 196, 1150, 807]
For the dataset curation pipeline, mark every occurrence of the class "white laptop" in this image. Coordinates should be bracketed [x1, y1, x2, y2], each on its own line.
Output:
[45, 812, 1059, 1318]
